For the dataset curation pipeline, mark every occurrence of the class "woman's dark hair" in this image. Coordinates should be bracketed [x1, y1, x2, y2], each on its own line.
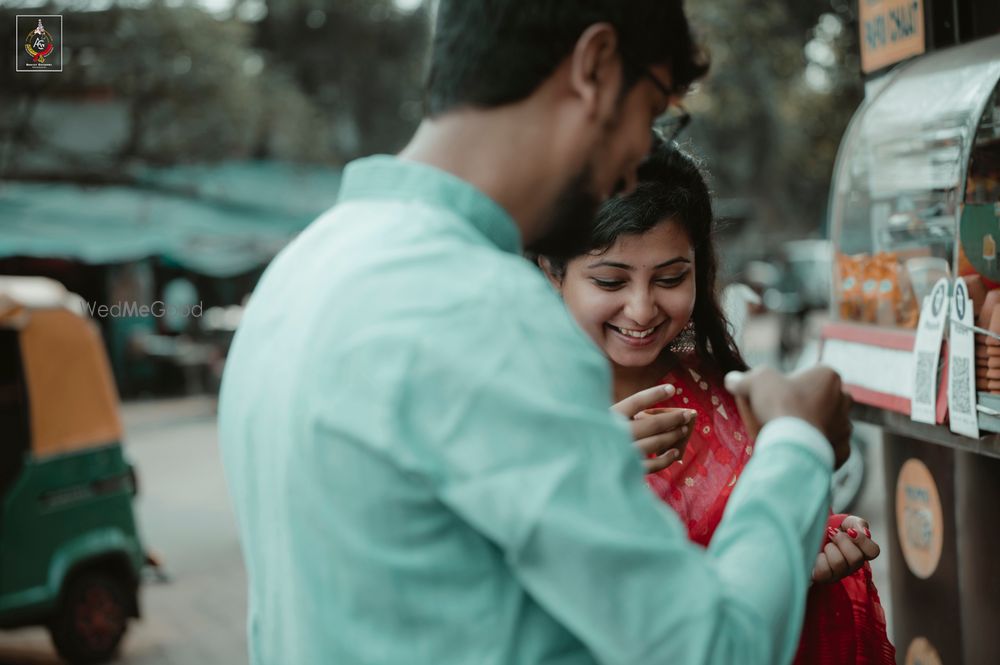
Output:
[544, 140, 748, 374]
[425, 1, 709, 117]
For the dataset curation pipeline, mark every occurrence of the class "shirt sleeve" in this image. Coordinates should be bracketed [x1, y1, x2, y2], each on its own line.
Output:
[408, 278, 832, 665]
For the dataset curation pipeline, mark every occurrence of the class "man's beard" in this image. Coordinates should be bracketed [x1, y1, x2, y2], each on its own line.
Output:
[524, 165, 601, 260]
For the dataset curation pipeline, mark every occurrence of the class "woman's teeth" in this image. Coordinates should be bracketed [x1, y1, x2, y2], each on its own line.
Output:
[612, 325, 655, 339]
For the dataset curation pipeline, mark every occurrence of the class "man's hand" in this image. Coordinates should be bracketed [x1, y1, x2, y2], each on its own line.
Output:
[724, 365, 853, 468]
[812, 515, 880, 584]
[612, 385, 697, 473]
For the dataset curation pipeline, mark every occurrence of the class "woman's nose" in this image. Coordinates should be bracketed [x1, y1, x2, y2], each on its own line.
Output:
[623, 290, 658, 325]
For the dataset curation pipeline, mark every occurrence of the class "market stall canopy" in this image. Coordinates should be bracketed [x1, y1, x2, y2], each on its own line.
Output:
[0, 161, 341, 277]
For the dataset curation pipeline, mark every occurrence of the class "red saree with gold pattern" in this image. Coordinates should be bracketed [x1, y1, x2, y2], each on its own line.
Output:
[645, 357, 895, 665]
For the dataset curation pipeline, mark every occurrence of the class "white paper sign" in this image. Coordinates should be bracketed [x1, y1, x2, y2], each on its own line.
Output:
[910, 277, 949, 423]
[948, 279, 979, 438]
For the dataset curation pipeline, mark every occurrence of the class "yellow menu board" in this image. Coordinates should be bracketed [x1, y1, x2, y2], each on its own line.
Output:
[859, 0, 926, 74]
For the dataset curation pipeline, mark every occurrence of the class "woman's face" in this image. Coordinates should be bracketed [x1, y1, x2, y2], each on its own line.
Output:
[554, 219, 696, 369]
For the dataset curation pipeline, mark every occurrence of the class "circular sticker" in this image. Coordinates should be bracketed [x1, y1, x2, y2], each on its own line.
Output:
[931, 282, 946, 317]
[896, 459, 944, 579]
[905, 636, 943, 665]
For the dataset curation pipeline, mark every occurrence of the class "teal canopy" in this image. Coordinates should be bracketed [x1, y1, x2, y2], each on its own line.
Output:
[0, 161, 342, 277]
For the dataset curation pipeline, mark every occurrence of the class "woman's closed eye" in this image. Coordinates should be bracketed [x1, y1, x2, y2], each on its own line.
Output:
[656, 273, 688, 287]
[590, 272, 688, 290]
[591, 278, 626, 290]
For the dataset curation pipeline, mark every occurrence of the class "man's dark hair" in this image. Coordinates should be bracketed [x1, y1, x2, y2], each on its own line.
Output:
[543, 140, 748, 375]
[425, 1, 709, 117]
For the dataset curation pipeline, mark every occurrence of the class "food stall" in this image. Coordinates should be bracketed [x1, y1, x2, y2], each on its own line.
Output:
[821, 21, 1000, 665]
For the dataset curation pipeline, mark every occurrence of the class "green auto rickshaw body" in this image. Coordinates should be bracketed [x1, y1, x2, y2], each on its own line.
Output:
[0, 278, 145, 637]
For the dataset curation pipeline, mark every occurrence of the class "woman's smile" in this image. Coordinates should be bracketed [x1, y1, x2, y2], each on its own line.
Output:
[606, 321, 666, 347]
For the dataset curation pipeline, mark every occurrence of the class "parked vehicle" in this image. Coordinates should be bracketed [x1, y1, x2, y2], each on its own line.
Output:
[0, 277, 147, 664]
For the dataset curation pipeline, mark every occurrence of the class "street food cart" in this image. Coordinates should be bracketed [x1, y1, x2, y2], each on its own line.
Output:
[821, 25, 1000, 665]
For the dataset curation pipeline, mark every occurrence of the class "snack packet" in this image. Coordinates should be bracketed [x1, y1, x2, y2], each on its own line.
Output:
[836, 253, 867, 322]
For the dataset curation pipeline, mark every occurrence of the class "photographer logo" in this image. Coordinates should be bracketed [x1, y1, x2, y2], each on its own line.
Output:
[16, 15, 62, 72]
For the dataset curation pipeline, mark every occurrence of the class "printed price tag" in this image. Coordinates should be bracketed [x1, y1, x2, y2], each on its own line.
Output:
[948, 279, 979, 438]
[910, 278, 949, 423]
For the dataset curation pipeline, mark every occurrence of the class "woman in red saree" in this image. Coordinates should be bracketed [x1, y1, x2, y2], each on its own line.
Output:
[539, 141, 895, 664]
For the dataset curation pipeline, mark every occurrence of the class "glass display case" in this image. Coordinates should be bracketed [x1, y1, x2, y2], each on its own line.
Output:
[829, 37, 1000, 330]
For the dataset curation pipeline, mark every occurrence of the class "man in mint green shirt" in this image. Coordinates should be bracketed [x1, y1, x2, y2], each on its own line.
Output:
[220, 2, 852, 663]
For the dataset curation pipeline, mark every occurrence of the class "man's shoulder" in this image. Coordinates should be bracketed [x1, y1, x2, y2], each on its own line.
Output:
[258, 198, 603, 376]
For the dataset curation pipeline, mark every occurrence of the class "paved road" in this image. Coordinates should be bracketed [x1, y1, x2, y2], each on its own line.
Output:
[0, 398, 248, 665]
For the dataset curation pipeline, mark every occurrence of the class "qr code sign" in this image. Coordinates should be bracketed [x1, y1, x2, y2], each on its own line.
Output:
[951, 356, 971, 415]
[914, 351, 937, 406]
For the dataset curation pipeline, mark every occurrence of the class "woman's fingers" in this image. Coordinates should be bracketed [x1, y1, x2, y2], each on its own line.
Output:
[635, 428, 692, 459]
[642, 448, 682, 473]
[633, 415, 692, 451]
[824, 531, 867, 582]
[812, 552, 833, 583]
[822, 540, 850, 580]
[841, 515, 880, 560]
[612, 384, 675, 418]
[630, 408, 695, 442]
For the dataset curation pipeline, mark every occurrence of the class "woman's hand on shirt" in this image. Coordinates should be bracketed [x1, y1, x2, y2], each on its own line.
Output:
[811, 515, 881, 584]
[611, 384, 697, 473]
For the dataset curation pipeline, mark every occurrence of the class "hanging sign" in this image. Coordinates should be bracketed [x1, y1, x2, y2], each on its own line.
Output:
[859, 0, 926, 74]
[948, 279, 979, 438]
[910, 278, 948, 424]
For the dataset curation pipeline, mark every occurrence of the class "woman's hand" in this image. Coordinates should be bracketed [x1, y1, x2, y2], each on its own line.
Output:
[812, 515, 881, 584]
[612, 384, 697, 473]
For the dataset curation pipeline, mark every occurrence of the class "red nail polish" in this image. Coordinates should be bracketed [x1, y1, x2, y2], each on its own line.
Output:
[864, 528, 871, 538]
[826, 527, 838, 539]
[847, 528, 858, 539]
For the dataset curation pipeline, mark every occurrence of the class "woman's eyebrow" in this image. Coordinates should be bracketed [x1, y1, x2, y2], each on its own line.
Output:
[586, 257, 691, 270]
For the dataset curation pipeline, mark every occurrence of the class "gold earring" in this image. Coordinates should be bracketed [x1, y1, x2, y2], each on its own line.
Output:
[668, 320, 696, 354]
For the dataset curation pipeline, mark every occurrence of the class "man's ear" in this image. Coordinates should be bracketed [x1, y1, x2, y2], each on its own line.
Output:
[537, 256, 563, 292]
[567, 23, 623, 123]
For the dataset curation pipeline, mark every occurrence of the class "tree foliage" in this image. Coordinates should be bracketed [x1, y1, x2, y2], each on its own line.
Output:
[0, 0, 429, 179]
[1, 0, 861, 246]
[685, 0, 863, 242]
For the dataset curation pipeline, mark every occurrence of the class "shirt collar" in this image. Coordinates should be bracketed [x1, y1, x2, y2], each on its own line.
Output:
[337, 155, 522, 255]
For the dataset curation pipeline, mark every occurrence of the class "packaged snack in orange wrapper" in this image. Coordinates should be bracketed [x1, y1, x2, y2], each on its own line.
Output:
[860, 256, 883, 323]
[869, 252, 919, 328]
[836, 253, 867, 321]
[895, 259, 919, 328]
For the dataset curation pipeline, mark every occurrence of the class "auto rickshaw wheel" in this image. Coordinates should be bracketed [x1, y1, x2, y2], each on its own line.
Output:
[49, 570, 131, 664]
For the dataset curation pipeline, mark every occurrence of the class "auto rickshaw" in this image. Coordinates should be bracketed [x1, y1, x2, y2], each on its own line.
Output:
[0, 277, 146, 664]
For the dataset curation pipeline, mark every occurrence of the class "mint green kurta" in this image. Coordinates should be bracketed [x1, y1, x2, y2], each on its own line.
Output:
[219, 156, 833, 665]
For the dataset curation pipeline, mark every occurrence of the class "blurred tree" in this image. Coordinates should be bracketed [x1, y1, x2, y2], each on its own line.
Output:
[248, 0, 429, 159]
[1, 0, 860, 254]
[1, 3, 276, 177]
[0, 0, 429, 180]
[685, 0, 863, 245]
